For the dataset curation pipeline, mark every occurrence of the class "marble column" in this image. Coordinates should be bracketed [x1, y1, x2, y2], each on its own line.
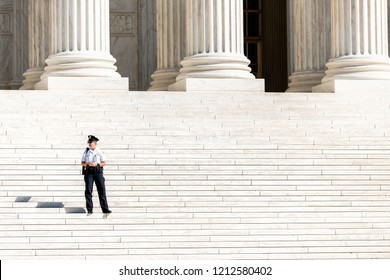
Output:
[314, 0, 390, 92]
[388, 2, 390, 55]
[35, 0, 128, 90]
[169, 0, 263, 92]
[148, 0, 186, 91]
[10, 0, 28, 89]
[21, 0, 52, 90]
[287, 0, 331, 92]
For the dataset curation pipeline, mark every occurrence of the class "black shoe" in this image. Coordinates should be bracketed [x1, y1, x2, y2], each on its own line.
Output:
[103, 210, 112, 214]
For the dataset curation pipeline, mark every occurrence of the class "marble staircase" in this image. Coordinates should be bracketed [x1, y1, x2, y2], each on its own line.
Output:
[1, 90, 390, 259]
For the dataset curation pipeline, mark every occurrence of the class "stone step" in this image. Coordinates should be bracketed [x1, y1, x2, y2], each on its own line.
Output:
[1, 90, 390, 259]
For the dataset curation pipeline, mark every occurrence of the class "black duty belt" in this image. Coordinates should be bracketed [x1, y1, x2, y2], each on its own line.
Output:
[82, 165, 102, 175]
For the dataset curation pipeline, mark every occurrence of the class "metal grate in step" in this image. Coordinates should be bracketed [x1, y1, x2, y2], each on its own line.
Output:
[14, 196, 32, 202]
[64, 207, 86, 214]
[36, 202, 64, 208]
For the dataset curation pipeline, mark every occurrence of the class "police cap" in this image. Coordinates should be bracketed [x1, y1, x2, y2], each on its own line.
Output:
[87, 135, 99, 143]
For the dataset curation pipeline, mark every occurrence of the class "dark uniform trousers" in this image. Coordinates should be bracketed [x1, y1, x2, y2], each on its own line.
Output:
[84, 170, 109, 212]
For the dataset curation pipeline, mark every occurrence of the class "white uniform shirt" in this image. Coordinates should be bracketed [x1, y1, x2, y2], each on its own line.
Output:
[81, 147, 106, 164]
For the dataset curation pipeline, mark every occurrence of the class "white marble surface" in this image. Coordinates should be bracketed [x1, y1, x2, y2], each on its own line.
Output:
[3, 0, 390, 92]
[3, 90, 390, 259]
[149, 0, 185, 91]
[21, 0, 52, 90]
[286, 0, 330, 92]
[36, 0, 127, 90]
[173, 0, 256, 92]
[168, 78, 264, 92]
[0, 0, 157, 91]
[35, 77, 129, 90]
[317, 0, 390, 92]
[313, 79, 390, 93]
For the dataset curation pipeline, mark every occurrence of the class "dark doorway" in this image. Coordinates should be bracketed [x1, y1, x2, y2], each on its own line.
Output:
[244, 0, 261, 78]
[244, 0, 288, 92]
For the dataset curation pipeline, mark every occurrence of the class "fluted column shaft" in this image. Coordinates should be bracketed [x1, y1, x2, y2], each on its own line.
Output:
[187, 0, 243, 55]
[11, 0, 28, 89]
[40, 0, 120, 80]
[287, 0, 331, 92]
[176, 0, 254, 81]
[149, 0, 186, 91]
[52, 0, 109, 53]
[331, 0, 387, 57]
[321, 0, 390, 83]
[21, 0, 52, 90]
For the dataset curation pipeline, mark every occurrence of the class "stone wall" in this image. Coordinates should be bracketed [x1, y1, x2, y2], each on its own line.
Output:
[0, 0, 28, 89]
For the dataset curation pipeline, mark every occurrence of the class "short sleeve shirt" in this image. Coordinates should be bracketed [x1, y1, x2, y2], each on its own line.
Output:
[81, 147, 106, 164]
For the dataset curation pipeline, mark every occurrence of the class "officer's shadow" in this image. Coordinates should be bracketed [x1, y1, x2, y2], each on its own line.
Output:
[87, 213, 111, 219]
[102, 213, 111, 219]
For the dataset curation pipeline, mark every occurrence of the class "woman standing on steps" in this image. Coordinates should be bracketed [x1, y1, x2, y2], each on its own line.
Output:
[81, 135, 112, 215]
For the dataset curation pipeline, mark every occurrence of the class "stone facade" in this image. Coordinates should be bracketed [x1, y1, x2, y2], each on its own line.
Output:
[0, 0, 262, 92]
[2, 0, 390, 92]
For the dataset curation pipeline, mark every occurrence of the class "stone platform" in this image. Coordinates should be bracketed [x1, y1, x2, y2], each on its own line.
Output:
[1, 90, 390, 260]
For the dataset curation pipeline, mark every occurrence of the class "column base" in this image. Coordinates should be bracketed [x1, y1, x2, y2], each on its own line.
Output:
[176, 54, 256, 81]
[286, 71, 325, 93]
[34, 77, 129, 90]
[20, 68, 44, 90]
[168, 78, 264, 92]
[313, 79, 390, 93]
[148, 69, 179, 91]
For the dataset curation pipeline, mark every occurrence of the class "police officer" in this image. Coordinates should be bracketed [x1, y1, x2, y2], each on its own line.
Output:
[81, 135, 112, 215]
